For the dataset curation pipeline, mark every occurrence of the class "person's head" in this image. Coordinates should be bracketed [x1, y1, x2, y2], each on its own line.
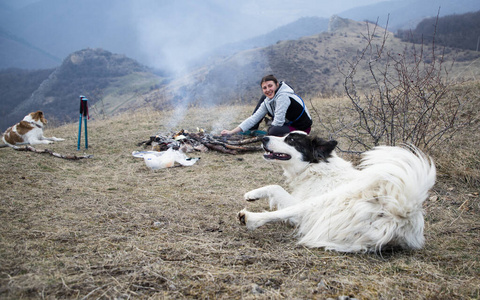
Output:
[260, 74, 279, 99]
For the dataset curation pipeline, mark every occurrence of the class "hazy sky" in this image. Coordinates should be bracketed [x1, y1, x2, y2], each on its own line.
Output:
[2, 0, 389, 17]
[236, 0, 388, 21]
[0, 0, 38, 9]
[0, 0, 392, 73]
[123, 0, 391, 73]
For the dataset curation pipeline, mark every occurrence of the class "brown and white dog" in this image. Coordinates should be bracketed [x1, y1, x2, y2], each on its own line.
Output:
[2, 111, 64, 147]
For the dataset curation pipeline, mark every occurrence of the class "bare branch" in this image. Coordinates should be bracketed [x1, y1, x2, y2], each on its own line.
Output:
[322, 11, 471, 152]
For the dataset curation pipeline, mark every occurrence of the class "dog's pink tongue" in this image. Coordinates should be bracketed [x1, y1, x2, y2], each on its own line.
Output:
[264, 152, 276, 159]
[264, 152, 291, 160]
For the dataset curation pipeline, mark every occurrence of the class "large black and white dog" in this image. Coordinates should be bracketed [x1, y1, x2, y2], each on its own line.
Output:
[238, 131, 436, 252]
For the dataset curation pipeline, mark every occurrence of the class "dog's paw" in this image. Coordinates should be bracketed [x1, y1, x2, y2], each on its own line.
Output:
[238, 210, 247, 225]
[244, 190, 262, 201]
[238, 209, 262, 230]
[55, 138, 65, 141]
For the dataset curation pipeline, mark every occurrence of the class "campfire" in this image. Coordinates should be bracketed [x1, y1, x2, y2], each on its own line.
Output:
[137, 129, 265, 155]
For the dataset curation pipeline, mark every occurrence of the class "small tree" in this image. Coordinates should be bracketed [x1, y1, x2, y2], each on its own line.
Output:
[329, 16, 471, 152]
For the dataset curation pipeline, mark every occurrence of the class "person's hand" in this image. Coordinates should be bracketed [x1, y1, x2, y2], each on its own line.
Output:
[221, 129, 232, 136]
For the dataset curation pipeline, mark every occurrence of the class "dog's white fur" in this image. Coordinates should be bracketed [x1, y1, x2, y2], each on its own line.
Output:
[238, 132, 436, 252]
[2, 111, 64, 147]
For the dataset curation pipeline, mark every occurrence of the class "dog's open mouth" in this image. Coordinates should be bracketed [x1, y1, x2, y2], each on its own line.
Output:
[263, 147, 291, 160]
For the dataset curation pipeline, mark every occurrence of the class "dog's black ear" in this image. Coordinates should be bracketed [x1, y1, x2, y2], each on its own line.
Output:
[312, 138, 337, 163]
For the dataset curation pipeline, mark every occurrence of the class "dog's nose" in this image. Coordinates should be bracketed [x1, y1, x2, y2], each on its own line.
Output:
[262, 136, 269, 147]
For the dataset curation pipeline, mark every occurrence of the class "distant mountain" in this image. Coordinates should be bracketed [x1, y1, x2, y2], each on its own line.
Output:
[160, 17, 372, 107]
[0, 0, 330, 71]
[0, 68, 53, 128]
[0, 48, 162, 131]
[0, 28, 62, 69]
[397, 10, 480, 51]
[338, 0, 480, 30]
[150, 16, 480, 110]
[2, 16, 480, 132]
[3, 0, 480, 71]
[208, 17, 330, 59]
[0, 0, 281, 71]
[0, 0, 141, 70]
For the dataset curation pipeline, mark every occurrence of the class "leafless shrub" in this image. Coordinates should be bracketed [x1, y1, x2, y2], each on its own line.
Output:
[88, 88, 106, 119]
[329, 16, 472, 152]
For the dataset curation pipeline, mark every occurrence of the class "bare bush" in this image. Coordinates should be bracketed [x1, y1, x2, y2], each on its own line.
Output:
[326, 17, 472, 152]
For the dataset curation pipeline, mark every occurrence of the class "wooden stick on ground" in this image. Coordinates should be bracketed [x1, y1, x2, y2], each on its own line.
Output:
[12, 145, 93, 160]
[203, 143, 238, 155]
[217, 136, 264, 145]
[206, 140, 262, 152]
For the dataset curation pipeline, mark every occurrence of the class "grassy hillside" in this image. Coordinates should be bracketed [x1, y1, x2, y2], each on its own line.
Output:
[0, 89, 479, 298]
[156, 17, 480, 110]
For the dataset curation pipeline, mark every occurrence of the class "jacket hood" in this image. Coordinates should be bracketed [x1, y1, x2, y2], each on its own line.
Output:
[274, 82, 295, 98]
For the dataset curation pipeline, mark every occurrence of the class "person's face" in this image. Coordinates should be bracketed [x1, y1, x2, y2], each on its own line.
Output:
[261, 80, 279, 99]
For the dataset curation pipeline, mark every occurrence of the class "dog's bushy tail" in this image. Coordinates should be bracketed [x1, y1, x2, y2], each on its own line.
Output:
[360, 145, 436, 206]
[360, 144, 436, 249]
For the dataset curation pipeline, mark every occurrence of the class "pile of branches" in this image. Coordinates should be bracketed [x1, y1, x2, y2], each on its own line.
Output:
[137, 130, 264, 155]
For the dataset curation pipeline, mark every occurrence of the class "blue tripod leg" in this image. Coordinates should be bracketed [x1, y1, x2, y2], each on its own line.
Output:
[84, 116, 88, 149]
[77, 114, 82, 150]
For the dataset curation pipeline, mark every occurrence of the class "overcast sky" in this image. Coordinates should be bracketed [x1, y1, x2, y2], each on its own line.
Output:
[236, 0, 388, 22]
[124, 0, 391, 73]
[3, 0, 389, 17]
[0, 0, 392, 72]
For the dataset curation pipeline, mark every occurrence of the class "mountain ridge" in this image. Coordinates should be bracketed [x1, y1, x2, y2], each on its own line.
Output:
[1, 0, 479, 70]
[2, 15, 480, 132]
[0, 48, 161, 131]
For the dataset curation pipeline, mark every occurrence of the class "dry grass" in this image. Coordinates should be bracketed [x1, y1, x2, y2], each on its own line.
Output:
[1, 94, 479, 299]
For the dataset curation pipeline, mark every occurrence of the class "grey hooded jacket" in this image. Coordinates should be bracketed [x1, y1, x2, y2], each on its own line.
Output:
[238, 82, 312, 132]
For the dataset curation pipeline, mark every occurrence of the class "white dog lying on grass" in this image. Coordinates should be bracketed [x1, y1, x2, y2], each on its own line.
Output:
[238, 131, 436, 253]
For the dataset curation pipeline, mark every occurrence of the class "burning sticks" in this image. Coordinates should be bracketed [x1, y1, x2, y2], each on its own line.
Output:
[138, 130, 264, 155]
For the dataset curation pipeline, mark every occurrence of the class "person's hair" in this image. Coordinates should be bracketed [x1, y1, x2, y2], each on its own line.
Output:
[260, 74, 278, 86]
